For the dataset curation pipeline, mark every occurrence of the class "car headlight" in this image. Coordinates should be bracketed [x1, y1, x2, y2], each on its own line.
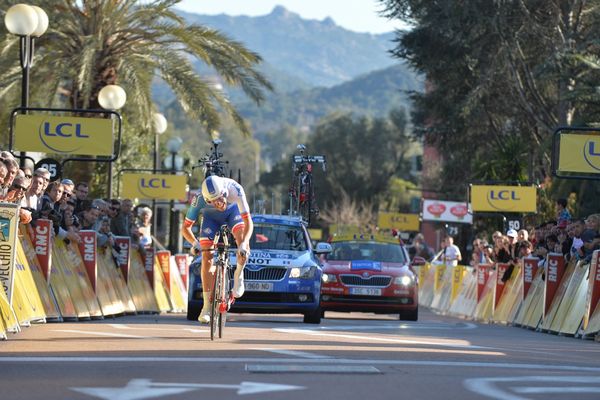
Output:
[290, 266, 315, 279]
[394, 275, 413, 286]
[322, 273, 337, 283]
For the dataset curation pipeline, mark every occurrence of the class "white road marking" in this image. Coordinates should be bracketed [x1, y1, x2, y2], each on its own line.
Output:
[512, 386, 600, 394]
[53, 330, 149, 339]
[273, 328, 489, 349]
[108, 324, 206, 334]
[71, 378, 303, 399]
[3, 357, 600, 373]
[246, 364, 381, 374]
[464, 376, 600, 400]
[315, 322, 478, 331]
[252, 348, 332, 359]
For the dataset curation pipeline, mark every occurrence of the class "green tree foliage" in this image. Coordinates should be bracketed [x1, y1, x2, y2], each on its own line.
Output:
[380, 0, 600, 214]
[0, 0, 271, 195]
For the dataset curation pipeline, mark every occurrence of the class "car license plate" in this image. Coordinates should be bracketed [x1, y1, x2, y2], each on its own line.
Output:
[245, 282, 273, 292]
[350, 287, 382, 296]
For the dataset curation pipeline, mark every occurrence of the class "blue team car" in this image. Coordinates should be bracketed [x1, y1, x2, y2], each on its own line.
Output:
[187, 214, 332, 324]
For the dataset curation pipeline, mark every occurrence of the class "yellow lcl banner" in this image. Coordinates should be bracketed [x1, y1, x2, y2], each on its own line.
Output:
[14, 114, 114, 156]
[377, 212, 420, 231]
[558, 133, 600, 174]
[471, 185, 537, 213]
[122, 173, 187, 200]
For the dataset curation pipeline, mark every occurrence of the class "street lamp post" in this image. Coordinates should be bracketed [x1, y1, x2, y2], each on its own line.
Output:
[98, 84, 127, 198]
[166, 137, 183, 253]
[152, 112, 168, 236]
[4, 4, 49, 167]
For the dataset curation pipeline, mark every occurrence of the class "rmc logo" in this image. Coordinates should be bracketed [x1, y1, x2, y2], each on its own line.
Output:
[38, 121, 89, 153]
[486, 189, 520, 211]
[583, 140, 600, 171]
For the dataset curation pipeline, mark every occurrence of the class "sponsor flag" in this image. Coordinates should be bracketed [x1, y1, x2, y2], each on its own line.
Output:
[121, 173, 187, 200]
[0, 203, 19, 305]
[14, 114, 113, 156]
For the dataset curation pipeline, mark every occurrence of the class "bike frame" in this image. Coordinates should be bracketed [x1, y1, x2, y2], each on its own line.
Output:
[210, 225, 233, 340]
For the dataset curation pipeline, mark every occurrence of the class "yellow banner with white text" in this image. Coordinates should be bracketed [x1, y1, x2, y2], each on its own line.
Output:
[14, 114, 114, 156]
[122, 173, 187, 200]
[471, 185, 536, 213]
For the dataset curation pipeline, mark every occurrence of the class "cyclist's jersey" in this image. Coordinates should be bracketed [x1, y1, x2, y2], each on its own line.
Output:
[184, 177, 250, 227]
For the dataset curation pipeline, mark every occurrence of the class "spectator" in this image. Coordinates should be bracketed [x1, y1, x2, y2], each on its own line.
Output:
[494, 234, 512, 263]
[21, 166, 33, 188]
[96, 216, 115, 248]
[111, 198, 134, 237]
[442, 236, 462, 267]
[413, 233, 434, 261]
[506, 229, 518, 259]
[33, 167, 51, 192]
[38, 181, 64, 217]
[1, 157, 19, 197]
[61, 198, 80, 232]
[4, 175, 29, 204]
[556, 198, 572, 229]
[470, 238, 483, 266]
[22, 172, 45, 211]
[568, 220, 588, 261]
[135, 206, 153, 248]
[0, 163, 7, 199]
[106, 199, 121, 221]
[73, 182, 89, 214]
[517, 229, 529, 243]
[77, 201, 102, 230]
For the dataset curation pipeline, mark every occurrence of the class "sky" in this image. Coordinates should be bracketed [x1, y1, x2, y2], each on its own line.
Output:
[176, 0, 406, 34]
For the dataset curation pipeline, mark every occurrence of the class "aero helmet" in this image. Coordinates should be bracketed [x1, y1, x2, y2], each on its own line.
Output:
[201, 175, 227, 202]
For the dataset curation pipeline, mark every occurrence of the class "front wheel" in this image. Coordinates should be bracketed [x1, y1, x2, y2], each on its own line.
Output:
[303, 306, 322, 324]
[399, 307, 418, 321]
[210, 263, 222, 340]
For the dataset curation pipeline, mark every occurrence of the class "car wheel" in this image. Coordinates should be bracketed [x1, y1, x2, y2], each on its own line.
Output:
[186, 302, 202, 321]
[304, 307, 322, 324]
[399, 307, 418, 321]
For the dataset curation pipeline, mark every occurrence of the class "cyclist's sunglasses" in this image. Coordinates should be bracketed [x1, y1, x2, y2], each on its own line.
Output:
[206, 196, 226, 206]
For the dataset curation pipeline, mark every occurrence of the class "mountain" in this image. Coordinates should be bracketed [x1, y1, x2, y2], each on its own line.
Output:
[236, 63, 422, 132]
[177, 6, 398, 89]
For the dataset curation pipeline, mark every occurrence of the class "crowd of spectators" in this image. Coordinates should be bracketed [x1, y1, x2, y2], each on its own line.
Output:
[469, 198, 600, 279]
[0, 152, 154, 256]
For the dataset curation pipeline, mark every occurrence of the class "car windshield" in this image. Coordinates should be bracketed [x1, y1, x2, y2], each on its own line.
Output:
[329, 241, 406, 263]
[250, 223, 308, 251]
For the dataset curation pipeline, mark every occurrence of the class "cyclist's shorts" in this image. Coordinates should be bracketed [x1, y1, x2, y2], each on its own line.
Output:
[198, 203, 244, 245]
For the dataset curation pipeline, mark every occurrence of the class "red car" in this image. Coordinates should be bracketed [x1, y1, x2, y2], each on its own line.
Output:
[320, 234, 423, 320]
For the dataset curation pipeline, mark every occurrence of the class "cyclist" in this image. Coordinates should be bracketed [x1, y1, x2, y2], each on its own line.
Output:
[181, 175, 253, 323]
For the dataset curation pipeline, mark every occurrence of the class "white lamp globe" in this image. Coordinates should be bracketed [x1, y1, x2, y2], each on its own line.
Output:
[30, 6, 48, 37]
[166, 137, 183, 153]
[152, 112, 168, 134]
[4, 4, 38, 36]
[98, 85, 127, 110]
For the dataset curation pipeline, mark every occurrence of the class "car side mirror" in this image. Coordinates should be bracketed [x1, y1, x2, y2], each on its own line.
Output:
[411, 256, 426, 267]
[314, 242, 332, 255]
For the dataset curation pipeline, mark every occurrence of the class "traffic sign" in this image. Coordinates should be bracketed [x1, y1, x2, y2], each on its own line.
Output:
[34, 158, 62, 180]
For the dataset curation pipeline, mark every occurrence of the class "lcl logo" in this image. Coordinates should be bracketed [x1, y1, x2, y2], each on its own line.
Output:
[140, 178, 172, 189]
[583, 140, 600, 171]
[38, 121, 88, 153]
[486, 189, 520, 210]
[42, 122, 89, 138]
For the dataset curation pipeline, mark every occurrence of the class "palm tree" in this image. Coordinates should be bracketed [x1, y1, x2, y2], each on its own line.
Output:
[1, 0, 271, 134]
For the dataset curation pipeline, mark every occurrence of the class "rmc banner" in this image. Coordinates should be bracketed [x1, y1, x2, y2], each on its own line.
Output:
[13, 114, 113, 156]
[470, 185, 537, 213]
[121, 173, 187, 200]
